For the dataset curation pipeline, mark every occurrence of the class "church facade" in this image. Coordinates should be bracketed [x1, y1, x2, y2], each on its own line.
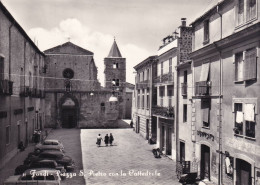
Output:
[44, 41, 133, 128]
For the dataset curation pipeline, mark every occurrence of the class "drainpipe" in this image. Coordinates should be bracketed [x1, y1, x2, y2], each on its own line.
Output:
[24, 40, 27, 145]
[175, 67, 179, 163]
[8, 22, 14, 139]
[216, 5, 223, 185]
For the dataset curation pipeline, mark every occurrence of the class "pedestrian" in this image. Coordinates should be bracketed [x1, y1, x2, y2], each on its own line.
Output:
[109, 133, 114, 146]
[96, 134, 103, 147]
[104, 134, 109, 146]
[130, 120, 133, 128]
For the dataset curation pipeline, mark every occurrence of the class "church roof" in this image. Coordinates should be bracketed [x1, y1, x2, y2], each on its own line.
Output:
[44, 42, 93, 55]
[107, 40, 122, 58]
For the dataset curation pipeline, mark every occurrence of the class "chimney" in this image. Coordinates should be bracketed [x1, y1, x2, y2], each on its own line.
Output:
[181, 18, 186, 27]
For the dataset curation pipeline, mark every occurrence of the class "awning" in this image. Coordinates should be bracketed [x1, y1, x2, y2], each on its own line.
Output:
[0, 53, 5, 58]
[200, 62, 210, 81]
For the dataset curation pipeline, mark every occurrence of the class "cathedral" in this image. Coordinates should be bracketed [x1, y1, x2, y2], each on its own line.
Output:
[44, 40, 134, 128]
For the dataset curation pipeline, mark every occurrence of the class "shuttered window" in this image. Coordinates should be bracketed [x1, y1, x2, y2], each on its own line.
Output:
[235, 52, 243, 81]
[244, 48, 257, 81]
[238, 0, 244, 25]
[246, 0, 256, 21]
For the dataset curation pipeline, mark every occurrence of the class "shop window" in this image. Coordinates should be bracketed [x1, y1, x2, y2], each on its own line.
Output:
[201, 99, 211, 128]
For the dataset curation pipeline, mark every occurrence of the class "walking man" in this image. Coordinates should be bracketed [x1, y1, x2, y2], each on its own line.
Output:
[109, 133, 114, 146]
[104, 134, 109, 146]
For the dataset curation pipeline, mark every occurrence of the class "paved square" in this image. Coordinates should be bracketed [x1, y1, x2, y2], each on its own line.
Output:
[81, 129, 180, 185]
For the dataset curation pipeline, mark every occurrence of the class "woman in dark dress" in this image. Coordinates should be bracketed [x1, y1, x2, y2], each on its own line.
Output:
[104, 134, 109, 146]
[109, 133, 114, 146]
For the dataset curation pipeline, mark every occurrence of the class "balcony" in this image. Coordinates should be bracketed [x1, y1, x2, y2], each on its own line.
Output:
[181, 83, 187, 96]
[19, 86, 30, 97]
[152, 105, 174, 118]
[153, 73, 174, 84]
[136, 80, 149, 89]
[195, 81, 211, 96]
[0, 80, 13, 95]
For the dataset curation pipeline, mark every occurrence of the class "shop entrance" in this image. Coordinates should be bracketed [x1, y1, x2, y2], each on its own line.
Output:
[236, 159, 251, 185]
[201, 144, 210, 180]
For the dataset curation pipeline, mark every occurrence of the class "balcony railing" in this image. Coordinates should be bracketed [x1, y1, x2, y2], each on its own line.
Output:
[153, 73, 174, 84]
[181, 83, 187, 96]
[136, 80, 149, 89]
[0, 80, 13, 95]
[20, 86, 30, 97]
[195, 81, 211, 96]
[152, 105, 174, 118]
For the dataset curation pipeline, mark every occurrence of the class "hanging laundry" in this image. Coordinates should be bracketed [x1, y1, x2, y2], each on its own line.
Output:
[244, 104, 255, 122]
[236, 111, 243, 123]
[225, 157, 231, 174]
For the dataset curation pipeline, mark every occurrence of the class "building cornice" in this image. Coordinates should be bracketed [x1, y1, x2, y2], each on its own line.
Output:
[190, 23, 260, 60]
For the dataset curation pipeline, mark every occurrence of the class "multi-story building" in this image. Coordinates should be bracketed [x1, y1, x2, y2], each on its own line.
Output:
[0, 2, 45, 169]
[190, 0, 260, 184]
[151, 18, 192, 160]
[133, 56, 157, 140]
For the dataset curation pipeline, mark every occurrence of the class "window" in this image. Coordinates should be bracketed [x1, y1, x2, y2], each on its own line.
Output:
[247, 0, 256, 21]
[235, 52, 243, 81]
[234, 103, 243, 135]
[201, 99, 211, 128]
[238, 0, 244, 25]
[116, 79, 120, 86]
[0, 58, 4, 80]
[234, 101, 256, 138]
[169, 58, 172, 73]
[234, 48, 257, 82]
[147, 69, 150, 80]
[113, 63, 118, 69]
[244, 48, 257, 81]
[137, 90, 140, 108]
[237, 0, 257, 26]
[63, 68, 74, 79]
[246, 121, 255, 138]
[184, 70, 187, 83]
[203, 20, 209, 43]
[101, 103, 105, 113]
[168, 85, 173, 107]
[183, 104, 187, 122]
[147, 88, 150, 109]
[161, 62, 164, 75]
[159, 86, 165, 106]
[6, 125, 10, 145]
[142, 89, 145, 109]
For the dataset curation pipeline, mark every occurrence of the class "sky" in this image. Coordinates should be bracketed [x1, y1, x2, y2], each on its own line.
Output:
[1, 0, 219, 85]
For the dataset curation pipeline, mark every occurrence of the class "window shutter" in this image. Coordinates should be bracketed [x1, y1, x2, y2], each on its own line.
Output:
[244, 48, 257, 80]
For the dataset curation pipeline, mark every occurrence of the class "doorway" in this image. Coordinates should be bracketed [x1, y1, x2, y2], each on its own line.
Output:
[180, 141, 185, 162]
[161, 125, 165, 152]
[201, 144, 210, 180]
[146, 119, 149, 140]
[61, 98, 77, 128]
[236, 159, 251, 185]
[166, 127, 172, 155]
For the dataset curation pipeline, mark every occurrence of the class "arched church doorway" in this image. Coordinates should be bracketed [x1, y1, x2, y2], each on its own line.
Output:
[61, 98, 77, 128]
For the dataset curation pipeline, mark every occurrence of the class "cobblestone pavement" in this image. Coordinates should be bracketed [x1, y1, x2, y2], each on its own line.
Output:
[81, 129, 180, 185]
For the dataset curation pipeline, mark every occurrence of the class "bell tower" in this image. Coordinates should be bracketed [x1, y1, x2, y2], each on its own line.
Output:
[104, 39, 126, 118]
